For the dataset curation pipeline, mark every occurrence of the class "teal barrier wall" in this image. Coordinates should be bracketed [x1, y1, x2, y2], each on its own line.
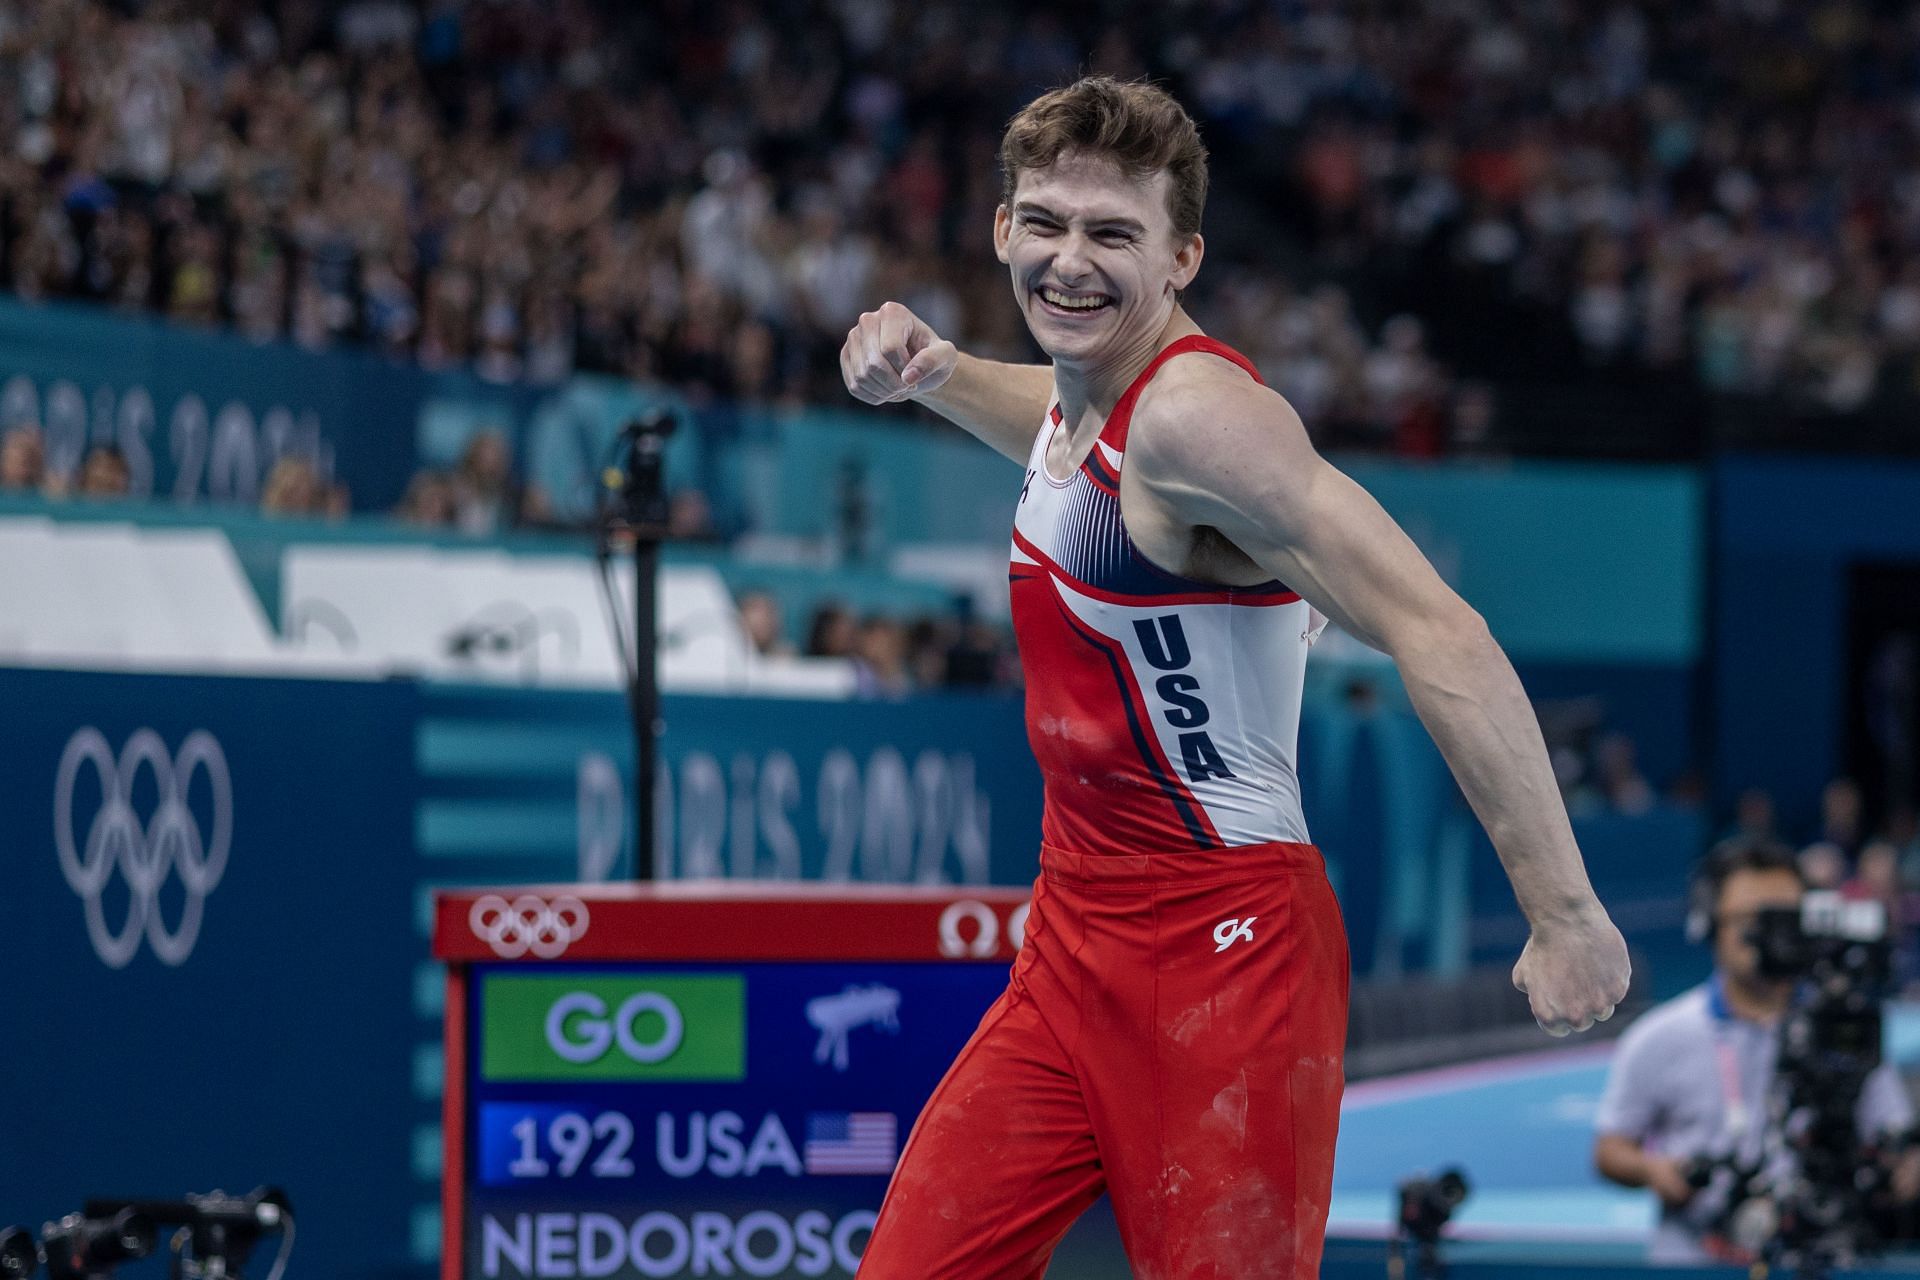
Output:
[529, 401, 1709, 666]
[1343, 458, 1705, 665]
[521, 379, 1018, 547]
[0, 660, 1702, 1276]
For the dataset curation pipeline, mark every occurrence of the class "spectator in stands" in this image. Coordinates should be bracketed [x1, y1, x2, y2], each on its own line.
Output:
[1595, 839, 1920, 1265]
[1799, 776, 1869, 885]
[0, 0, 1490, 448]
[947, 618, 1014, 688]
[1799, 841, 1849, 891]
[1847, 841, 1904, 916]
[321, 480, 352, 520]
[853, 615, 911, 700]
[1448, 383, 1499, 456]
[75, 444, 130, 499]
[1595, 733, 1656, 816]
[261, 457, 324, 518]
[451, 430, 551, 529]
[1668, 770, 1708, 809]
[1363, 314, 1448, 457]
[1889, 804, 1920, 893]
[1725, 788, 1779, 845]
[29, 0, 1920, 466]
[1550, 743, 1603, 819]
[668, 489, 721, 543]
[0, 425, 47, 493]
[905, 615, 959, 689]
[1813, 777, 1868, 861]
[449, 430, 521, 535]
[805, 603, 857, 660]
[737, 591, 793, 659]
[396, 470, 456, 528]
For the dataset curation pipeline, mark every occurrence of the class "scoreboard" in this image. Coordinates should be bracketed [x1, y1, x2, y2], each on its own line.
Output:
[433, 884, 1030, 1280]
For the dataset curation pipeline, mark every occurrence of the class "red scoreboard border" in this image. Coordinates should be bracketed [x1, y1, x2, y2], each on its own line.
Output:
[433, 882, 1034, 964]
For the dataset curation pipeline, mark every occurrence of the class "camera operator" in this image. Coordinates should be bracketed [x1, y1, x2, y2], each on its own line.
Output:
[1592, 838, 1920, 1264]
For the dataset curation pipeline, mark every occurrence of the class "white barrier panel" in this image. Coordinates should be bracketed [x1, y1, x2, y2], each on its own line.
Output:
[0, 517, 853, 693]
[0, 517, 278, 666]
[281, 544, 855, 695]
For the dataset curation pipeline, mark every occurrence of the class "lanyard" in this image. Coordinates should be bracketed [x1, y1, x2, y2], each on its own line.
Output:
[1707, 975, 1753, 1142]
[1715, 1035, 1749, 1140]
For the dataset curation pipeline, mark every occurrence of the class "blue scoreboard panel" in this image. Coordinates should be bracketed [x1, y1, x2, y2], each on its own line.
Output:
[437, 887, 1033, 1280]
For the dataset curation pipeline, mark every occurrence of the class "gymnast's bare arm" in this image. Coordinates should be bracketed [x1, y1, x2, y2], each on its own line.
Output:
[840, 301, 1052, 463]
[1126, 355, 1632, 1037]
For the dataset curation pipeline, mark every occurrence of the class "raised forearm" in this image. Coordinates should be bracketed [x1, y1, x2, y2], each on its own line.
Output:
[916, 355, 1054, 460]
[1394, 615, 1599, 927]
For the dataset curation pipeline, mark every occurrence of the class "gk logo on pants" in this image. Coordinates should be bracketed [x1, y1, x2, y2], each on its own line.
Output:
[55, 727, 233, 969]
[1212, 916, 1257, 952]
[483, 975, 746, 1082]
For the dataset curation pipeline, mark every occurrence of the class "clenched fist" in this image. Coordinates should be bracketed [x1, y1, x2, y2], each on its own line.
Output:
[841, 301, 959, 405]
[1512, 901, 1631, 1036]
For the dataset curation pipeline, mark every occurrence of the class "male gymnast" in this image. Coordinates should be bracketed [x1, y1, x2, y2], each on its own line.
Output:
[840, 75, 1631, 1279]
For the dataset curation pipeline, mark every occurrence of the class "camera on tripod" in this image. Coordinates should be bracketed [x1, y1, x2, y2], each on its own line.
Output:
[0, 1188, 293, 1280]
[1387, 1166, 1471, 1280]
[0, 1228, 43, 1280]
[38, 1210, 154, 1280]
[1755, 892, 1892, 1084]
[1690, 889, 1908, 1276]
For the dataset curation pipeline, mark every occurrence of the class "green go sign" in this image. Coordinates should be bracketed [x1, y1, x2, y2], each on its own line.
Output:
[481, 974, 746, 1082]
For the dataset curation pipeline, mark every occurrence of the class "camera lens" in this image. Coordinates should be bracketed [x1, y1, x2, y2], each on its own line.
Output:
[0, 1227, 40, 1280]
[41, 1210, 153, 1279]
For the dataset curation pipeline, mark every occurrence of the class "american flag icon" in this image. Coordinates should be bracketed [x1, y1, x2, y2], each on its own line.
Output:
[803, 1111, 898, 1175]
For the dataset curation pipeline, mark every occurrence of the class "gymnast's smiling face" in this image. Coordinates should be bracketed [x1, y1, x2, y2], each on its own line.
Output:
[993, 151, 1203, 373]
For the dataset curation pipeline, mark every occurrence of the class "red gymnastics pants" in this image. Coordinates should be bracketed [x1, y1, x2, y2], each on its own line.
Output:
[859, 842, 1350, 1280]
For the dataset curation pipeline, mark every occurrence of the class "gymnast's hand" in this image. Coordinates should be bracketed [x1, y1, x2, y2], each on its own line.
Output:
[841, 301, 959, 404]
[1511, 900, 1631, 1036]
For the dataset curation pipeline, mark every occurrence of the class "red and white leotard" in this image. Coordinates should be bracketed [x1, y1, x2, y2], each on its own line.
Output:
[1008, 334, 1317, 856]
[866, 345, 1347, 1280]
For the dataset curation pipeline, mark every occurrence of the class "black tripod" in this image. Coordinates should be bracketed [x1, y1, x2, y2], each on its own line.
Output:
[594, 410, 676, 882]
[80, 1189, 292, 1280]
[1387, 1168, 1470, 1280]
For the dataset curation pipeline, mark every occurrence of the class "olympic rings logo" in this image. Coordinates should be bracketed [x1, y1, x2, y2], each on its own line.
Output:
[469, 893, 591, 959]
[54, 727, 233, 969]
[937, 899, 1029, 958]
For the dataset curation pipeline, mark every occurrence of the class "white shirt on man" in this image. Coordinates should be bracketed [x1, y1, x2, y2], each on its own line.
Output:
[1595, 976, 1913, 1263]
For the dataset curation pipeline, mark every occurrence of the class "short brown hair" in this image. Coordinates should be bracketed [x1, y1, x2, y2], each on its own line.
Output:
[1000, 76, 1209, 240]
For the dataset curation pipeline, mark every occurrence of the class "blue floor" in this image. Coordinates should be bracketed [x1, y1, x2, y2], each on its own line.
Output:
[1327, 1003, 1920, 1243]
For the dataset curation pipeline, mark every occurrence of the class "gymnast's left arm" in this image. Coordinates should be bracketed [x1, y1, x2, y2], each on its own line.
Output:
[1129, 368, 1631, 1036]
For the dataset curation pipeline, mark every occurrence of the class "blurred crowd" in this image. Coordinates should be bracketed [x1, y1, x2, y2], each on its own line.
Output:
[1239, 0, 1920, 416]
[13, 0, 1920, 460]
[1541, 708, 1920, 935]
[1721, 777, 1920, 910]
[1543, 720, 1920, 980]
[1718, 776, 1920, 983]
[738, 589, 1019, 695]
[0, 415, 357, 513]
